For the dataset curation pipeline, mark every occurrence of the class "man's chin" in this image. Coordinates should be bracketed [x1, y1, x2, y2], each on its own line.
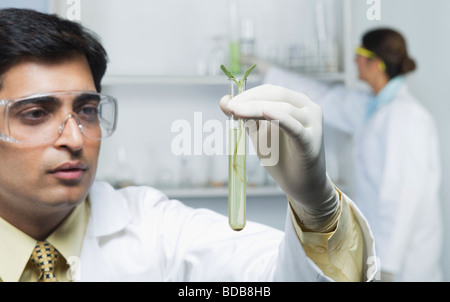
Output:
[43, 180, 92, 208]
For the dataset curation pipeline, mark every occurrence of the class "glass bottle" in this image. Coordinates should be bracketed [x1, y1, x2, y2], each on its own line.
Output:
[208, 36, 226, 76]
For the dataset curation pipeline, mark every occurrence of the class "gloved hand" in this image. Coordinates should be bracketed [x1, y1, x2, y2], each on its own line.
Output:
[220, 84, 339, 232]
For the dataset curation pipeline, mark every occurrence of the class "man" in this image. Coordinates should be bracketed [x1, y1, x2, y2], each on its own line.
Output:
[0, 8, 377, 282]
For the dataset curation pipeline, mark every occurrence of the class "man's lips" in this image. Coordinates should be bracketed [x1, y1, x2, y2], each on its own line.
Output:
[48, 162, 88, 180]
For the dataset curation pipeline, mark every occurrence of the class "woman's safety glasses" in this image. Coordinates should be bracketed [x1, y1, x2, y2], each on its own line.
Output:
[355, 46, 386, 71]
[0, 91, 117, 145]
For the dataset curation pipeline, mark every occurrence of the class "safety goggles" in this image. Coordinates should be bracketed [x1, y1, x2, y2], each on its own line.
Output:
[0, 91, 117, 145]
[355, 46, 386, 71]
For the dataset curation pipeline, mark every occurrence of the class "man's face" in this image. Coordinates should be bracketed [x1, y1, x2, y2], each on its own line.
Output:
[0, 56, 100, 216]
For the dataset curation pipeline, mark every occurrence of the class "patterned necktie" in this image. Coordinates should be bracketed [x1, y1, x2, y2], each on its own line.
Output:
[30, 241, 60, 282]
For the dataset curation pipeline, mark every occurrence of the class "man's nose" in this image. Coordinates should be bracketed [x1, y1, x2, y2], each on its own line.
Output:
[54, 113, 84, 151]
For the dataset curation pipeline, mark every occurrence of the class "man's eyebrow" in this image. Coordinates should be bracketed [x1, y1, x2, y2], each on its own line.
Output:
[9, 95, 61, 110]
[8, 93, 101, 111]
[73, 93, 101, 104]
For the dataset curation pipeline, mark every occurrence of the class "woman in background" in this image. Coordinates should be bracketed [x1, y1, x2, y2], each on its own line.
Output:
[252, 28, 442, 281]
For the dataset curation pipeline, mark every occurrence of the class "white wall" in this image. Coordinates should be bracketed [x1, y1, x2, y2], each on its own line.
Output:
[72, 0, 341, 76]
[348, 0, 450, 280]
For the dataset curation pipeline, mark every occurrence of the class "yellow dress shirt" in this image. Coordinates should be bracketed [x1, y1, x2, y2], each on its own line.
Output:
[0, 198, 89, 282]
[291, 187, 364, 282]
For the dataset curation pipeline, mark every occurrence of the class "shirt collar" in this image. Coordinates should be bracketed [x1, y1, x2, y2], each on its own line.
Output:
[366, 75, 405, 120]
[47, 197, 90, 268]
[0, 198, 89, 282]
[86, 181, 131, 238]
[0, 217, 37, 282]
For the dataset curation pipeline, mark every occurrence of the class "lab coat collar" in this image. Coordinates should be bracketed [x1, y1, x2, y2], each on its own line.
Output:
[366, 75, 405, 120]
[85, 181, 131, 238]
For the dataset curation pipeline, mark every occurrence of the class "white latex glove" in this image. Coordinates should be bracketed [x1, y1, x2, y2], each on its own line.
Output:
[220, 84, 339, 231]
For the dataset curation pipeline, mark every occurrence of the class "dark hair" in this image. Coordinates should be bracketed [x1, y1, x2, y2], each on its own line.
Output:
[362, 28, 416, 79]
[0, 8, 108, 92]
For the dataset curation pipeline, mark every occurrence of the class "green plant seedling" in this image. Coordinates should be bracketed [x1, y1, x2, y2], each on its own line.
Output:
[220, 64, 256, 94]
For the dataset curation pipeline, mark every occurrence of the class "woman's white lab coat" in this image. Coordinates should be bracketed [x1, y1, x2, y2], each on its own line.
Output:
[264, 67, 442, 281]
[77, 181, 377, 281]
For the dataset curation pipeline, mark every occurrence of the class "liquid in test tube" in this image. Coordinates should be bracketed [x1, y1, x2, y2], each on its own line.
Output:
[228, 79, 246, 231]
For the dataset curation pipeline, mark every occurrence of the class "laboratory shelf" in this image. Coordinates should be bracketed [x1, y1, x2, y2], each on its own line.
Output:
[102, 72, 346, 86]
[163, 185, 285, 200]
[102, 75, 261, 86]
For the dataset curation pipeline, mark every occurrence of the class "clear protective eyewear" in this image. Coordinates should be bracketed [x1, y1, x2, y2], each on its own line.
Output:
[0, 91, 118, 145]
[355, 46, 386, 71]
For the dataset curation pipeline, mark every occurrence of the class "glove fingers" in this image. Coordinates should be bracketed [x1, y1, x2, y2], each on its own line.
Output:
[220, 84, 320, 145]
[228, 84, 311, 109]
[262, 108, 308, 141]
[227, 100, 310, 124]
[219, 95, 232, 116]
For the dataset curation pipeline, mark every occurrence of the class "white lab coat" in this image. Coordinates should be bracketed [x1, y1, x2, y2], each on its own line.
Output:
[78, 181, 377, 281]
[264, 67, 443, 281]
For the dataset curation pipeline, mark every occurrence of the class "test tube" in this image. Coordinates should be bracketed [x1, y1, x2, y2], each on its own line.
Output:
[228, 78, 246, 231]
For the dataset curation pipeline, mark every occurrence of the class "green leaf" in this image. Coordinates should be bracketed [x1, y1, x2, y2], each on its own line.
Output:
[220, 65, 235, 80]
[242, 64, 257, 81]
